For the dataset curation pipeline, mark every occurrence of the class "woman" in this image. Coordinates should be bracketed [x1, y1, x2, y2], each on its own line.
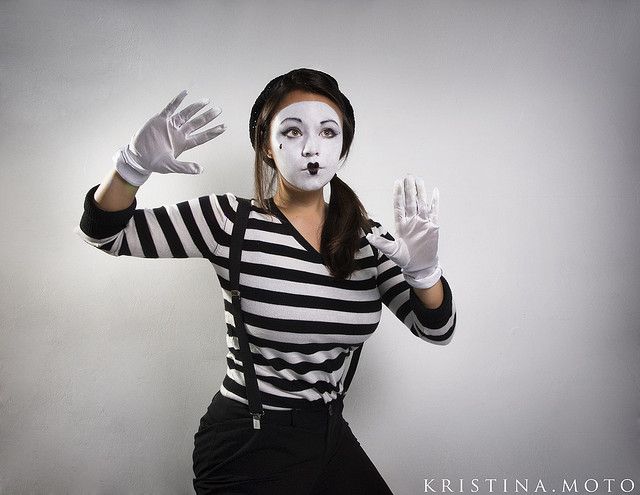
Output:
[76, 68, 457, 494]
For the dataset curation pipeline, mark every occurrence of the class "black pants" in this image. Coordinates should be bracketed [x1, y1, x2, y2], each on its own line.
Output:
[192, 391, 394, 494]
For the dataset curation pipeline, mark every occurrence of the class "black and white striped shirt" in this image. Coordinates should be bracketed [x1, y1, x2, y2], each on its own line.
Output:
[76, 184, 457, 410]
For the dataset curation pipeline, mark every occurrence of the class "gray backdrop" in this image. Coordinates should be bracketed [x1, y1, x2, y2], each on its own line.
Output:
[1, 0, 639, 493]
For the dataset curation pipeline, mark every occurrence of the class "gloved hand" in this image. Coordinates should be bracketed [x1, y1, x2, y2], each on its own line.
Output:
[114, 90, 226, 186]
[366, 174, 442, 289]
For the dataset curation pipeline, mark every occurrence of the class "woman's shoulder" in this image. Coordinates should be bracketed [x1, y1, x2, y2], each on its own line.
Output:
[207, 191, 238, 216]
[208, 191, 253, 208]
[211, 192, 273, 220]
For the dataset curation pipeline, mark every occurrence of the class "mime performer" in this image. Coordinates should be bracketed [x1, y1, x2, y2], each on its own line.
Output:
[76, 67, 457, 494]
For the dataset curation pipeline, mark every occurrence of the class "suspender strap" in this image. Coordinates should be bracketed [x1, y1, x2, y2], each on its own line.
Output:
[342, 343, 363, 395]
[228, 197, 264, 429]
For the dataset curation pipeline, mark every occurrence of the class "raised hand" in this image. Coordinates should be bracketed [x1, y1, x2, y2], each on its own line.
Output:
[115, 90, 226, 186]
[366, 174, 442, 289]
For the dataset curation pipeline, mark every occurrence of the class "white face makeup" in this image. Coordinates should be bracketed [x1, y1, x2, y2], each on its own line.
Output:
[269, 100, 344, 191]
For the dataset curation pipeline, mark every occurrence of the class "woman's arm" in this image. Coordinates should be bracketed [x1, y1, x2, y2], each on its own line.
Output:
[370, 221, 456, 345]
[413, 279, 444, 309]
[75, 183, 233, 260]
[75, 89, 232, 259]
[93, 168, 139, 212]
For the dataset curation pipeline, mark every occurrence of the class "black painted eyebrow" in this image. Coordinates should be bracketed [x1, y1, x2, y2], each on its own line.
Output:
[280, 117, 302, 125]
[279, 117, 340, 126]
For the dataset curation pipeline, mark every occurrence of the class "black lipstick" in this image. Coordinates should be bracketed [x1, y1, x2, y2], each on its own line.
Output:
[307, 162, 319, 175]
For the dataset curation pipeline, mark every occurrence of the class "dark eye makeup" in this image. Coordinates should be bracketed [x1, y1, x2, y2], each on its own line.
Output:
[281, 127, 340, 138]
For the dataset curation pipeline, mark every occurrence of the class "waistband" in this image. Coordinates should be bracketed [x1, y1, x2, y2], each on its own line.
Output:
[209, 391, 345, 429]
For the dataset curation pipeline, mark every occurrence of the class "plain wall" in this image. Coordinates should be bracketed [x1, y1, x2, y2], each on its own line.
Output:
[1, 0, 639, 493]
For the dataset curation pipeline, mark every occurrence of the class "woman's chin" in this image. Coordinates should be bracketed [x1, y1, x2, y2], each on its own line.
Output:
[294, 179, 331, 192]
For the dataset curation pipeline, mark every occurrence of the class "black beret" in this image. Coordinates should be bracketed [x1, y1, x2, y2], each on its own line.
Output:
[248, 69, 354, 150]
[249, 73, 285, 150]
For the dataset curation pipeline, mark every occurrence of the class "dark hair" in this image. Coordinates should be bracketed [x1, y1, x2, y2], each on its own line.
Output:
[249, 68, 372, 280]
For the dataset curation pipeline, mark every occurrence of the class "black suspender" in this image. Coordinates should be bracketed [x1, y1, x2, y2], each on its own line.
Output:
[227, 196, 365, 428]
[228, 197, 264, 429]
[342, 344, 362, 394]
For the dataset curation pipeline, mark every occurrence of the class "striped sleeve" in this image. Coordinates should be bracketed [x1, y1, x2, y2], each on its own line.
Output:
[74, 184, 231, 259]
[370, 221, 457, 345]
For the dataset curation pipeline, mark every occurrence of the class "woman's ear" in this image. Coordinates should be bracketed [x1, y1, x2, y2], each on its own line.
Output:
[263, 144, 273, 159]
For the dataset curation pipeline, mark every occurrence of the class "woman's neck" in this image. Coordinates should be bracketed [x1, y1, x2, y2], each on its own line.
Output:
[273, 182, 327, 217]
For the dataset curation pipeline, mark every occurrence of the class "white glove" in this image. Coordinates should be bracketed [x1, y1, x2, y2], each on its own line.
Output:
[366, 174, 442, 289]
[115, 90, 226, 186]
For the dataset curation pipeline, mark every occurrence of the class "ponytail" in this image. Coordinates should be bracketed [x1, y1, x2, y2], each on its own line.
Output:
[322, 175, 373, 280]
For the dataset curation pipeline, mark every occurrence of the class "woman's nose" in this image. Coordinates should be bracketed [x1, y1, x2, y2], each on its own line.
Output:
[302, 138, 319, 157]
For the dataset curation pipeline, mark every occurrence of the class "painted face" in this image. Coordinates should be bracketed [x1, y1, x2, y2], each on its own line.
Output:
[269, 100, 344, 191]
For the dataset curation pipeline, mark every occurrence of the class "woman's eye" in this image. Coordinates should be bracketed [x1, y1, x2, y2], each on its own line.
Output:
[322, 128, 338, 137]
[282, 128, 302, 137]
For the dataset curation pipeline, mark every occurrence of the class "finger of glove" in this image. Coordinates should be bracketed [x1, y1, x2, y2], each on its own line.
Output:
[416, 177, 429, 220]
[160, 90, 188, 118]
[170, 100, 210, 129]
[182, 125, 226, 153]
[181, 107, 222, 135]
[430, 187, 440, 225]
[392, 179, 405, 228]
[366, 233, 400, 259]
[404, 174, 417, 218]
[155, 154, 202, 174]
